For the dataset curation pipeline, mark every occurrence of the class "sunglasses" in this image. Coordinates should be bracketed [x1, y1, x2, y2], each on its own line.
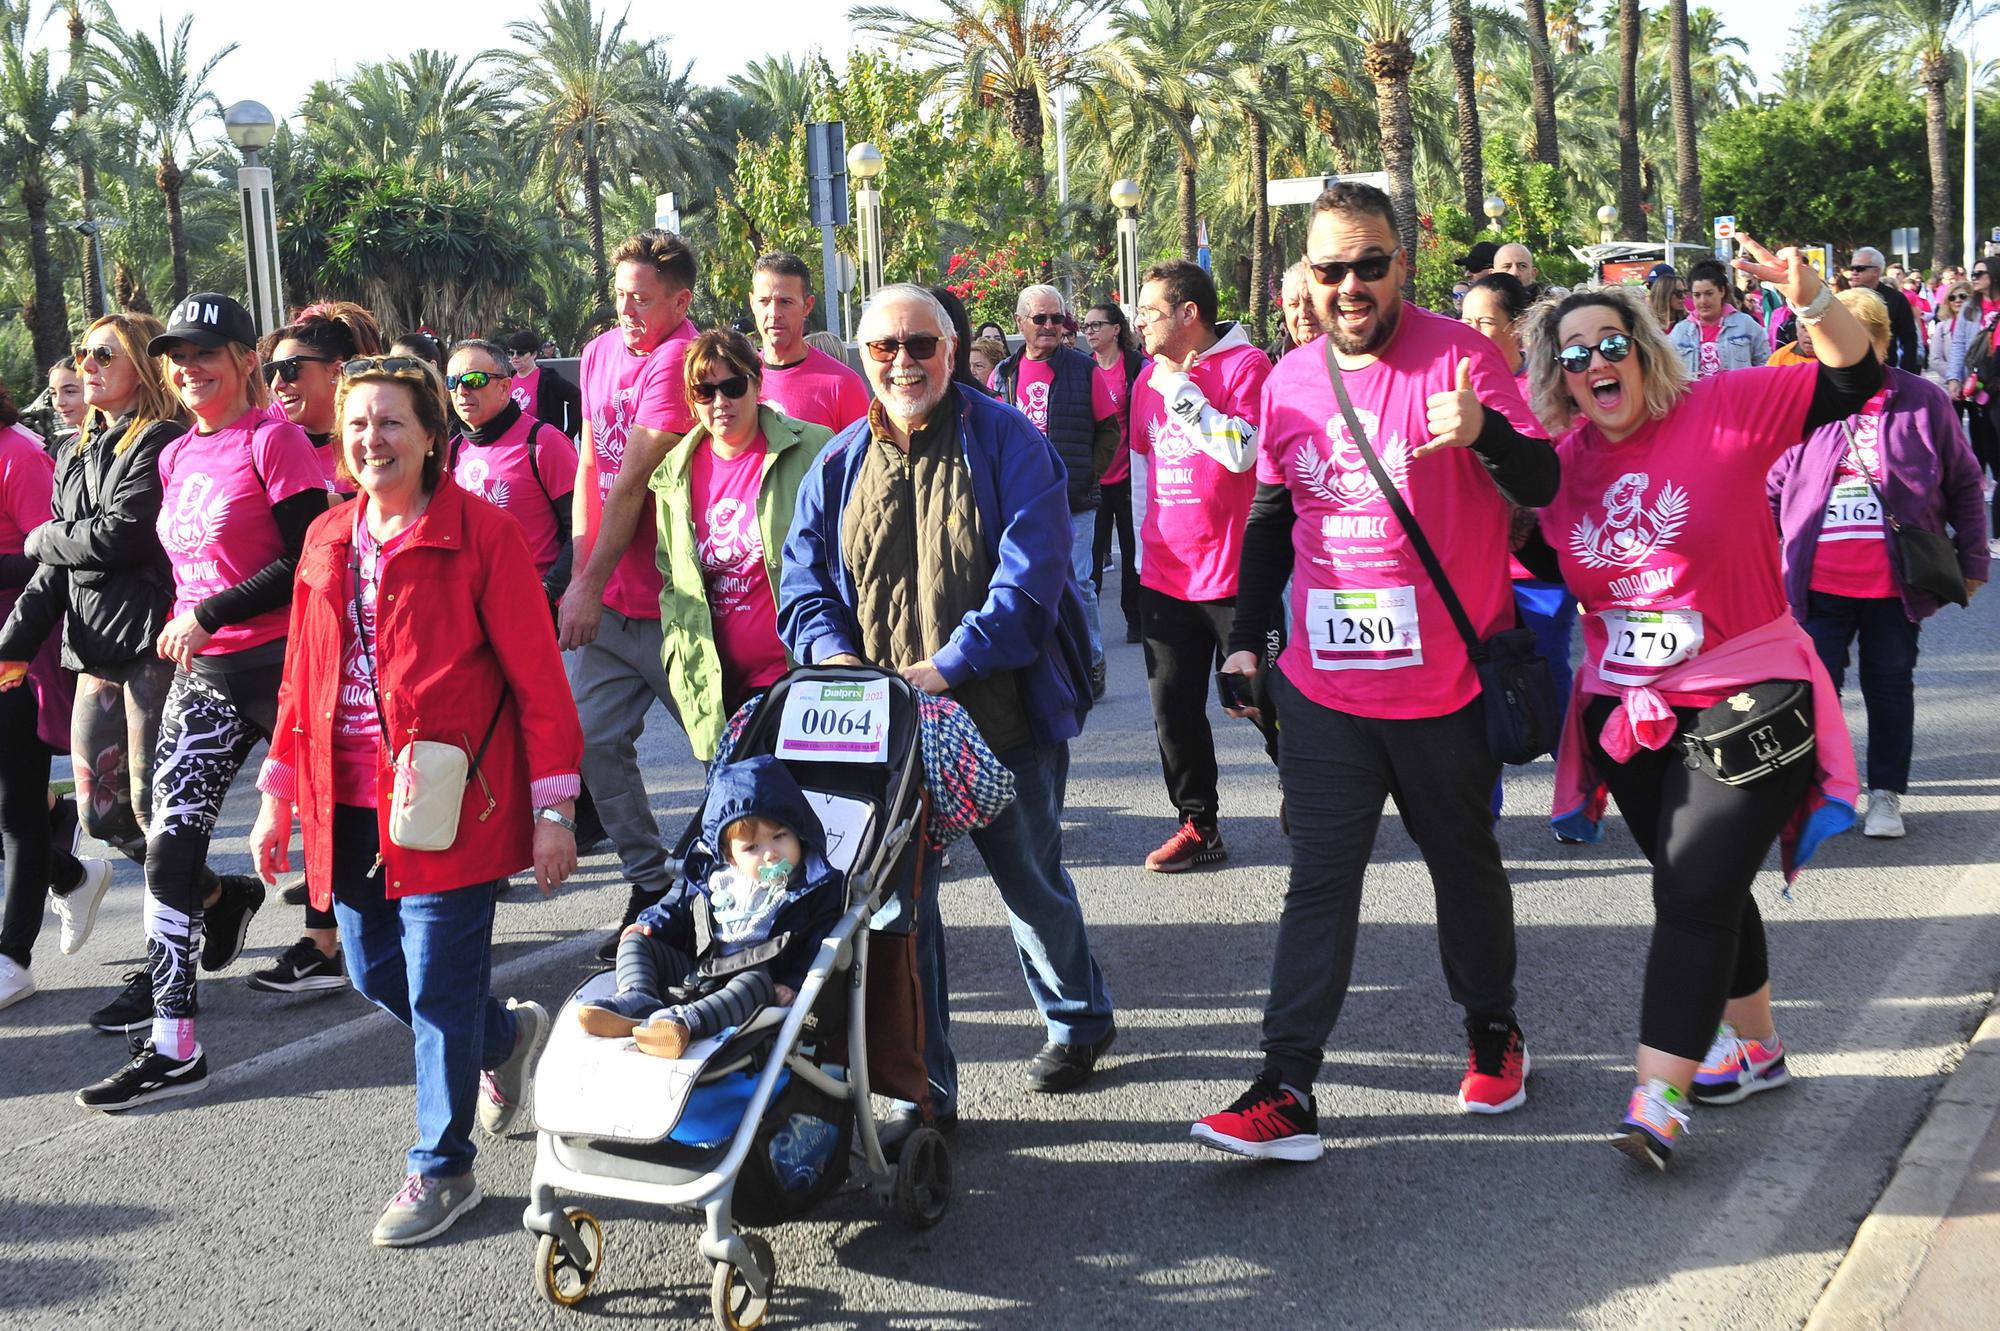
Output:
[863, 335, 942, 363]
[1975, 270, 1990, 279]
[1555, 333, 1635, 374]
[1845, 264, 1879, 274]
[444, 369, 508, 391]
[690, 374, 752, 403]
[1307, 250, 1398, 285]
[73, 344, 119, 367]
[1022, 312, 1068, 327]
[261, 354, 337, 385]
[342, 356, 432, 378]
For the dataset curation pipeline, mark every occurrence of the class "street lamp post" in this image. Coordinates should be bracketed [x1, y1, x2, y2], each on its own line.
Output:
[1483, 194, 1507, 235]
[223, 100, 285, 336]
[1111, 178, 1142, 319]
[847, 142, 886, 299]
[1596, 203, 1618, 245]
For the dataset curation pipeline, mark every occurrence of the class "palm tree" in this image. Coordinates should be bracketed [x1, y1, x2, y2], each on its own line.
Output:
[727, 54, 817, 141]
[1666, 0, 1699, 242]
[1087, 0, 1221, 260]
[1521, 0, 1560, 165]
[92, 13, 236, 307]
[300, 51, 512, 175]
[485, 0, 662, 321]
[0, 6, 69, 368]
[1821, 0, 1995, 270]
[849, 0, 1111, 203]
[62, 0, 104, 318]
[1447, 0, 1483, 217]
[1218, 11, 1296, 339]
[1617, 0, 1642, 239]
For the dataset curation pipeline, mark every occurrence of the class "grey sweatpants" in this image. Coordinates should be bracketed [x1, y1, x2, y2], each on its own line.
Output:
[565, 609, 684, 900]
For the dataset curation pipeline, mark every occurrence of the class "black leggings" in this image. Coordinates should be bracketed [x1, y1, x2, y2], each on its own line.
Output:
[0, 684, 83, 968]
[1584, 693, 1814, 1060]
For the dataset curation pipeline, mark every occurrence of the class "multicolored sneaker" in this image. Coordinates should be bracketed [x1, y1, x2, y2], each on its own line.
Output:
[1459, 1018, 1530, 1114]
[1144, 821, 1227, 873]
[1613, 1079, 1690, 1171]
[1690, 1024, 1790, 1106]
[1190, 1073, 1323, 1162]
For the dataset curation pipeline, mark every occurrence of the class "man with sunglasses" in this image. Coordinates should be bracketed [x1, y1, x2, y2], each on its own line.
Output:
[561, 229, 702, 955]
[780, 283, 1117, 1112]
[992, 283, 1121, 699]
[750, 251, 869, 432]
[447, 339, 577, 600]
[1190, 182, 1558, 1162]
[503, 329, 581, 441]
[1846, 247, 1923, 373]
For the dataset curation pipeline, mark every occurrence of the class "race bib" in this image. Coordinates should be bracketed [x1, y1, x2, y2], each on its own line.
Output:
[1307, 586, 1422, 671]
[775, 678, 890, 764]
[1598, 607, 1704, 686]
[1819, 479, 1885, 543]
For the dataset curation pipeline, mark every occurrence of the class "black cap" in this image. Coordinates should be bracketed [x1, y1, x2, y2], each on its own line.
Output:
[503, 329, 542, 354]
[148, 293, 259, 354]
[1453, 241, 1500, 274]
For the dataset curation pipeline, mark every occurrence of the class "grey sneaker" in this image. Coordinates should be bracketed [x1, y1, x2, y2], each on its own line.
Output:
[1863, 790, 1905, 839]
[477, 997, 549, 1136]
[51, 856, 115, 955]
[370, 1172, 482, 1247]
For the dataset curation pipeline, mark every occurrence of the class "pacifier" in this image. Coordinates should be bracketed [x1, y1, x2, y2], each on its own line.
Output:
[756, 859, 795, 887]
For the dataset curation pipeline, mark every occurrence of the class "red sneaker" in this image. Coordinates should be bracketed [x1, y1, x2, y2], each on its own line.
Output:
[1458, 1019, 1529, 1114]
[1191, 1074, 1322, 1161]
[1145, 820, 1227, 873]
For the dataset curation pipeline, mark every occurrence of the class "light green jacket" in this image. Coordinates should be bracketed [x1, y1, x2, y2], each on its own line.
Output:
[650, 404, 833, 760]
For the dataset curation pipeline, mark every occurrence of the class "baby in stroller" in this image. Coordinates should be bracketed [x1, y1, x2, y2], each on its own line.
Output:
[575, 755, 845, 1061]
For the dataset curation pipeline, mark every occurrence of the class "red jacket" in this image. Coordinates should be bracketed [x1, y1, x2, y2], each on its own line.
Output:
[269, 478, 583, 905]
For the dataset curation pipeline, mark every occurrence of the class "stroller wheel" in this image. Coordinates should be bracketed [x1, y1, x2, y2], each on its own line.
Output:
[534, 1207, 604, 1307]
[889, 1126, 953, 1228]
[709, 1233, 775, 1331]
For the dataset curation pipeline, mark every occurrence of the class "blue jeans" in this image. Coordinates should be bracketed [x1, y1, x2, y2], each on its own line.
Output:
[1070, 510, 1103, 670]
[1804, 591, 1921, 793]
[1493, 579, 1577, 817]
[912, 739, 1115, 1114]
[330, 806, 517, 1179]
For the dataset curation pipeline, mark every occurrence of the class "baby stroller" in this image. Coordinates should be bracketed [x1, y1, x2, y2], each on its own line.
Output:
[521, 665, 952, 1329]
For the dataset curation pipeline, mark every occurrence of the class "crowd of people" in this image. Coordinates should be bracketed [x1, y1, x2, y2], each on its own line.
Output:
[0, 182, 1993, 1244]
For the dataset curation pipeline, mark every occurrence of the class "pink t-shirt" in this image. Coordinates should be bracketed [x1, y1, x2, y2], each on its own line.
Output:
[1095, 360, 1137, 485]
[509, 366, 540, 415]
[0, 427, 53, 558]
[157, 411, 329, 654]
[579, 321, 698, 619]
[332, 519, 412, 806]
[1130, 341, 1271, 602]
[1259, 312, 1543, 719]
[690, 436, 787, 702]
[759, 346, 869, 432]
[1540, 362, 1819, 706]
[1696, 320, 1724, 378]
[453, 412, 579, 576]
[998, 354, 1117, 436]
[1809, 390, 1896, 599]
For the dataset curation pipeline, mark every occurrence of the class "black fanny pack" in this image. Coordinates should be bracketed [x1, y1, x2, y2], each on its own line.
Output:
[1677, 679, 1815, 787]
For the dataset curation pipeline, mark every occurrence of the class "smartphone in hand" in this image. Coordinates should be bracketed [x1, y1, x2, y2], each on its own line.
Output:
[1214, 670, 1255, 712]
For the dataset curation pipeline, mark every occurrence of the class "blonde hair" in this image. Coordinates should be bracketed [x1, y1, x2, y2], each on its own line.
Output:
[1835, 288, 1892, 360]
[1523, 286, 1692, 436]
[79, 313, 185, 454]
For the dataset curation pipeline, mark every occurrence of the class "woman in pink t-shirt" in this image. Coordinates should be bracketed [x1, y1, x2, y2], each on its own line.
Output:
[1520, 242, 1878, 1171]
[1083, 302, 1145, 642]
[650, 330, 831, 760]
[75, 293, 333, 1115]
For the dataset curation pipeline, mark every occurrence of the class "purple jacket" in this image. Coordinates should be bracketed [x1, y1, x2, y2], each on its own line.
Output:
[1767, 367, 1991, 622]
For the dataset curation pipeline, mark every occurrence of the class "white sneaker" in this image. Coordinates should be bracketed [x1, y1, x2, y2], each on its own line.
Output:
[51, 857, 115, 955]
[0, 955, 35, 1011]
[1864, 790, 1906, 839]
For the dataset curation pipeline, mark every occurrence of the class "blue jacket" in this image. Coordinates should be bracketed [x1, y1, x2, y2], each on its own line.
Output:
[777, 383, 1093, 748]
[634, 754, 847, 993]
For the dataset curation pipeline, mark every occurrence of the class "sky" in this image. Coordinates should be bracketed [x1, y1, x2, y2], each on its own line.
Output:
[35, 0, 2000, 132]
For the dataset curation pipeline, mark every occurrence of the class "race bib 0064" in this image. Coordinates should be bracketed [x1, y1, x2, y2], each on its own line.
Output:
[775, 679, 890, 764]
[1598, 607, 1704, 686]
[1307, 585, 1422, 671]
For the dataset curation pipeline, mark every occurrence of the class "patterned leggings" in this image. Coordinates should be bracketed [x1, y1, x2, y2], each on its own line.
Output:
[71, 658, 175, 861]
[145, 663, 278, 1020]
[614, 929, 778, 1039]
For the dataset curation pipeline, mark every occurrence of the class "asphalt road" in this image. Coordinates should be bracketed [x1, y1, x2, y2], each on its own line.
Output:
[4, 554, 1997, 1331]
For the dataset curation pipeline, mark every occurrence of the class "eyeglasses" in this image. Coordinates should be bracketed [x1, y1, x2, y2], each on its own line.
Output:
[690, 374, 752, 403]
[342, 356, 432, 378]
[1307, 250, 1398, 285]
[73, 344, 119, 367]
[1555, 333, 1635, 374]
[1078, 320, 1112, 334]
[1022, 312, 1067, 327]
[261, 354, 337, 385]
[443, 369, 508, 391]
[1449, 291, 1467, 305]
[863, 335, 942, 363]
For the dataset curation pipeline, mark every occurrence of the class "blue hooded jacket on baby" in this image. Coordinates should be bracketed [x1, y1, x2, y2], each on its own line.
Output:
[632, 755, 849, 995]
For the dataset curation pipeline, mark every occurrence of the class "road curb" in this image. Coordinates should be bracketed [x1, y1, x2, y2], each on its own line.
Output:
[1802, 996, 2000, 1331]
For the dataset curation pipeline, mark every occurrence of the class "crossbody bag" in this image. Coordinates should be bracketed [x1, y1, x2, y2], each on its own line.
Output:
[1838, 423, 1969, 607]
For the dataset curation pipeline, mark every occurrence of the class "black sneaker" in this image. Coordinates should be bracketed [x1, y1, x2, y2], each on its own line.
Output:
[247, 936, 350, 994]
[75, 1036, 208, 1112]
[279, 881, 309, 907]
[1026, 1022, 1117, 1093]
[1090, 660, 1107, 702]
[90, 968, 175, 1034]
[50, 793, 81, 855]
[200, 874, 267, 972]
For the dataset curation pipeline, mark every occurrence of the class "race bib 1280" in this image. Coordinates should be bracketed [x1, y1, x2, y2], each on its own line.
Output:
[775, 679, 890, 764]
[1307, 585, 1422, 671]
[1598, 607, 1704, 686]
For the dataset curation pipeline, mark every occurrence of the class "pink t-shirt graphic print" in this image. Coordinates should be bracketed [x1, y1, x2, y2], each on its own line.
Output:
[691, 438, 787, 701]
[578, 321, 697, 619]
